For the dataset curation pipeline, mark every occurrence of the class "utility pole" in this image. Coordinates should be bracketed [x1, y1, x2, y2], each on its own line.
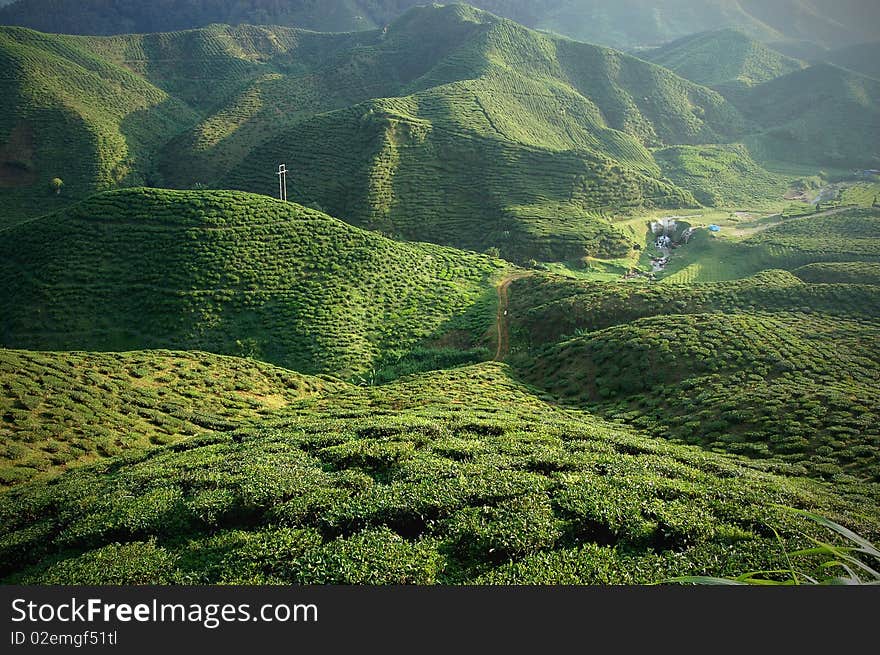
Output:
[277, 164, 288, 201]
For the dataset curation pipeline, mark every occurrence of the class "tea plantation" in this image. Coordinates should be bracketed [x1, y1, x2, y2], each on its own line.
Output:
[6, 5, 876, 259]
[1, 362, 877, 585]
[518, 312, 880, 480]
[0, 349, 343, 487]
[640, 28, 805, 92]
[1, 2, 879, 587]
[0, 188, 506, 377]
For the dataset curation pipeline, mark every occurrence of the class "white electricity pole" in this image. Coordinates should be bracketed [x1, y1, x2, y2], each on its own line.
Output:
[277, 164, 288, 201]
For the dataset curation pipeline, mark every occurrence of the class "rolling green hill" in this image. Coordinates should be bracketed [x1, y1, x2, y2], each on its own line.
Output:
[738, 63, 880, 167]
[639, 29, 805, 92]
[0, 1, 878, 590]
[507, 265, 880, 348]
[0, 188, 506, 377]
[518, 312, 880, 479]
[214, 7, 751, 259]
[654, 143, 790, 207]
[2, 6, 766, 260]
[0, 26, 198, 227]
[822, 41, 880, 80]
[3, 6, 876, 254]
[2, 0, 877, 49]
[0, 349, 343, 487]
[1, 359, 877, 585]
[793, 262, 880, 285]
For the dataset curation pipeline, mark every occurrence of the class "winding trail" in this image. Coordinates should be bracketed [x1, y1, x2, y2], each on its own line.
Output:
[494, 273, 528, 361]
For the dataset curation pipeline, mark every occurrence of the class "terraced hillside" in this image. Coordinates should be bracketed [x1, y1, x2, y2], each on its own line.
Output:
[793, 262, 880, 285]
[218, 7, 751, 259]
[0, 26, 198, 227]
[518, 312, 880, 480]
[3, 6, 876, 256]
[1, 361, 877, 585]
[0, 2, 878, 589]
[506, 266, 880, 347]
[640, 29, 805, 92]
[505, 222, 880, 482]
[0, 349, 343, 487]
[654, 143, 789, 207]
[0, 188, 506, 377]
[0, 6, 738, 258]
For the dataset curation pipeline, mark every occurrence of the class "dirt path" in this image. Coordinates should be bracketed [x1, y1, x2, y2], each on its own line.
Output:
[494, 273, 528, 361]
[731, 205, 855, 237]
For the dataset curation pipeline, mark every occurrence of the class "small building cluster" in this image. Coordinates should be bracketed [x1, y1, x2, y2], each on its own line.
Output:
[655, 234, 672, 249]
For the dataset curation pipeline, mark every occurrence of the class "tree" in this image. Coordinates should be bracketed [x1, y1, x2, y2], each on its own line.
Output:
[49, 178, 64, 195]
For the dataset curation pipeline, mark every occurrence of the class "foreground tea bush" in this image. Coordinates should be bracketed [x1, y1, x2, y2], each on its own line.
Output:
[1, 364, 877, 585]
[519, 312, 880, 480]
[0, 349, 341, 486]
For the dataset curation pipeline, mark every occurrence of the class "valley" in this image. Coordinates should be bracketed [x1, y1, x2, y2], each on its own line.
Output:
[0, 3, 878, 586]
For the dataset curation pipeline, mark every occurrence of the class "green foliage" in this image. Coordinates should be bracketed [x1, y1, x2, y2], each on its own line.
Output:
[0, 26, 198, 227]
[508, 266, 880, 347]
[654, 143, 790, 207]
[0, 188, 505, 377]
[0, 2, 879, 589]
[738, 63, 880, 168]
[823, 41, 880, 81]
[641, 29, 805, 91]
[0, 348, 341, 487]
[518, 311, 880, 480]
[793, 262, 880, 285]
[2, 1, 875, 51]
[509, 255, 880, 481]
[670, 509, 880, 585]
[2, 6, 875, 250]
[2, 363, 876, 585]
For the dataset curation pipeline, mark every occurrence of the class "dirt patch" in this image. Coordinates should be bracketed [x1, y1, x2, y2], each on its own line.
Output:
[0, 123, 37, 188]
[494, 273, 530, 361]
[783, 189, 808, 201]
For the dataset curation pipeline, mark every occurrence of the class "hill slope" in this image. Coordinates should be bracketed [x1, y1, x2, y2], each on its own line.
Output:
[640, 29, 805, 92]
[0, 188, 506, 376]
[0, 348, 343, 486]
[1, 0, 877, 49]
[519, 312, 880, 479]
[1, 360, 877, 585]
[822, 41, 880, 80]
[0, 26, 198, 226]
[1, 6, 758, 260]
[214, 7, 748, 259]
[2, 5, 876, 253]
[737, 63, 880, 167]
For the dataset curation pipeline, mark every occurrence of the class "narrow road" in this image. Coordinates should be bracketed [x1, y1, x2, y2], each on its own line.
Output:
[732, 205, 855, 237]
[494, 273, 528, 361]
